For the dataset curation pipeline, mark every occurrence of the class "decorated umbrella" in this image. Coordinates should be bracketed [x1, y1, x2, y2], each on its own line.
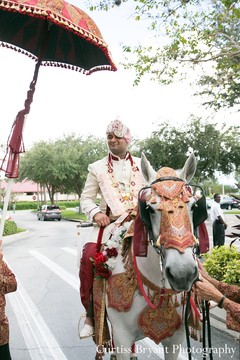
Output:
[0, 0, 117, 239]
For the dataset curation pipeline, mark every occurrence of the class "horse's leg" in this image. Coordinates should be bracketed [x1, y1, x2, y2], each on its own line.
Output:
[161, 328, 185, 360]
[107, 309, 139, 360]
[111, 326, 136, 360]
[106, 291, 146, 360]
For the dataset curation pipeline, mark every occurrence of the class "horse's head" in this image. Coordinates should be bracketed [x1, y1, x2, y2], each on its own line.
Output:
[139, 153, 199, 292]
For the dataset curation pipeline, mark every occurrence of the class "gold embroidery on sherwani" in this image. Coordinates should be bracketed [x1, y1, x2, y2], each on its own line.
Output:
[93, 279, 111, 346]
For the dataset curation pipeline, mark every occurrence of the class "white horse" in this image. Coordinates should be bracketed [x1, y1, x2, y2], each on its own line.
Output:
[96, 153, 199, 360]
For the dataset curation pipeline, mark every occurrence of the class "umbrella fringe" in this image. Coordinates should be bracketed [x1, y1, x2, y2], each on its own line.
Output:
[0, 41, 116, 74]
[41, 61, 115, 75]
[0, 41, 37, 60]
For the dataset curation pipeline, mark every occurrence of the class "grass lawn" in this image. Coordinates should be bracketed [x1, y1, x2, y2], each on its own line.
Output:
[16, 228, 25, 233]
[61, 209, 87, 221]
[223, 209, 240, 215]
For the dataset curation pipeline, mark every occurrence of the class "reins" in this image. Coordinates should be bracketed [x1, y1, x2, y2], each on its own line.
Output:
[202, 300, 213, 360]
[185, 291, 192, 360]
[132, 249, 166, 309]
[185, 289, 213, 360]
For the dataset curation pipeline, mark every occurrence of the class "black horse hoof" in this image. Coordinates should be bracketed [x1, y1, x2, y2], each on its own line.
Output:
[110, 354, 117, 360]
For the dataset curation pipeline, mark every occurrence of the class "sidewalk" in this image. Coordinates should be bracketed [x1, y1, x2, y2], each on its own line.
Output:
[210, 305, 240, 339]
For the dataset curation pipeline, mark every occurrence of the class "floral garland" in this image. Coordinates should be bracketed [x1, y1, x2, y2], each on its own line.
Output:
[91, 222, 131, 279]
[107, 153, 140, 206]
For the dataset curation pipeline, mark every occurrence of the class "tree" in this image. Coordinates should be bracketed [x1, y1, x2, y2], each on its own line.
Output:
[18, 136, 107, 204]
[53, 135, 106, 199]
[185, 117, 240, 181]
[134, 117, 240, 183]
[86, 0, 240, 110]
[16, 121, 240, 202]
[19, 141, 64, 204]
[133, 123, 188, 171]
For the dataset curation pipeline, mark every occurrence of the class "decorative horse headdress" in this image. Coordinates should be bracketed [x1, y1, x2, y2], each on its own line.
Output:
[151, 167, 196, 253]
[137, 166, 197, 254]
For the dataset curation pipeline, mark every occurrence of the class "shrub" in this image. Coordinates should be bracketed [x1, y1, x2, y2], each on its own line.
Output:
[59, 205, 67, 210]
[3, 220, 18, 236]
[203, 245, 240, 285]
[223, 259, 240, 285]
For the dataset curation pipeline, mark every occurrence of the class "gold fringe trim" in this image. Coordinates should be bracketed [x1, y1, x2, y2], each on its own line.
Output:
[99, 279, 106, 346]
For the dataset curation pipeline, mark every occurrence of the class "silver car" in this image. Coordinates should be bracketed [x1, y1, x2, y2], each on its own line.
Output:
[37, 205, 62, 221]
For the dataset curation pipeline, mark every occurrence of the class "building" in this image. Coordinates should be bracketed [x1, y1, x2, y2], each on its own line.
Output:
[0, 179, 78, 203]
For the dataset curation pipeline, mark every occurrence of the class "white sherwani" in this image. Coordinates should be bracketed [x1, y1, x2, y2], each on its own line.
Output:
[80, 153, 148, 245]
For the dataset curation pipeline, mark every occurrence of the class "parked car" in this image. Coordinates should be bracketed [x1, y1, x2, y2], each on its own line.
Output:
[206, 196, 240, 210]
[37, 205, 62, 221]
[220, 196, 240, 210]
[206, 198, 214, 209]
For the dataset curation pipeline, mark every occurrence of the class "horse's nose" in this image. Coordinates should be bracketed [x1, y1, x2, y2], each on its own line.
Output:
[165, 265, 198, 292]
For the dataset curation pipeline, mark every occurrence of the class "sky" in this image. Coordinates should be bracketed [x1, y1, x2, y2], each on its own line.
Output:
[0, 1, 239, 155]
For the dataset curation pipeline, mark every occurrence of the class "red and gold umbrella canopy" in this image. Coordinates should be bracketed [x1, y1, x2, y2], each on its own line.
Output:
[0, 0, 117, 178]
[0, 0, 116, 73]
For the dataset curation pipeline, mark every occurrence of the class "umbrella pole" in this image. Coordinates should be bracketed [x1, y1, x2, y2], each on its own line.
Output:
[0, 58, 42, 244]
[0, 24, 51, 251]
[0, 178, 14, 240]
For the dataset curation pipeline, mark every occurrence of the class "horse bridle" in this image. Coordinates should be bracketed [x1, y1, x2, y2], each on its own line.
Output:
[137, 176, 212, 360]
[138, 177, 208, 253]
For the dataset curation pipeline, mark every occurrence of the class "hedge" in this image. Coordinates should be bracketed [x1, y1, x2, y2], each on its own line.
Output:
[5, 200, 80, 211]
[203, 245, 240, 285]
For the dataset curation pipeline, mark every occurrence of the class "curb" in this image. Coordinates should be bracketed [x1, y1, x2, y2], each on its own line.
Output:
[2, 230, 30, 247]
[209, 307, 240, 339]
[209, 314, 240, 339]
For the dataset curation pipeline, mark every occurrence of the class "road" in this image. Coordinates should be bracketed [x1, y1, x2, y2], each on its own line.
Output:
[2, 210, 240, 360]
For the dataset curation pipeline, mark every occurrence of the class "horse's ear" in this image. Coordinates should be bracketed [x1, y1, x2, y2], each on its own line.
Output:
[178, 153, 196, 183]
[141, 153, 156, 184]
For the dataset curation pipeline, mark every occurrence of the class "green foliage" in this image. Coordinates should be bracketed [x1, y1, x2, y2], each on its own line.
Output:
[61, 210, 86, 221]
[8, 202, 38, 210]
[53, 135, 106, 198]
[8, 201, 80, 211]
[18, 135, 107, 204]
[203, 245, 240, 285]
[223, 259, 240, 284]
[15, 117, 239, 200]
[134, 117, 240, 181]
[134, 122, 188, 171]
[3, 220, 18, 236]
[86, 0, 240, 110]
[56, 201, 80, 208]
